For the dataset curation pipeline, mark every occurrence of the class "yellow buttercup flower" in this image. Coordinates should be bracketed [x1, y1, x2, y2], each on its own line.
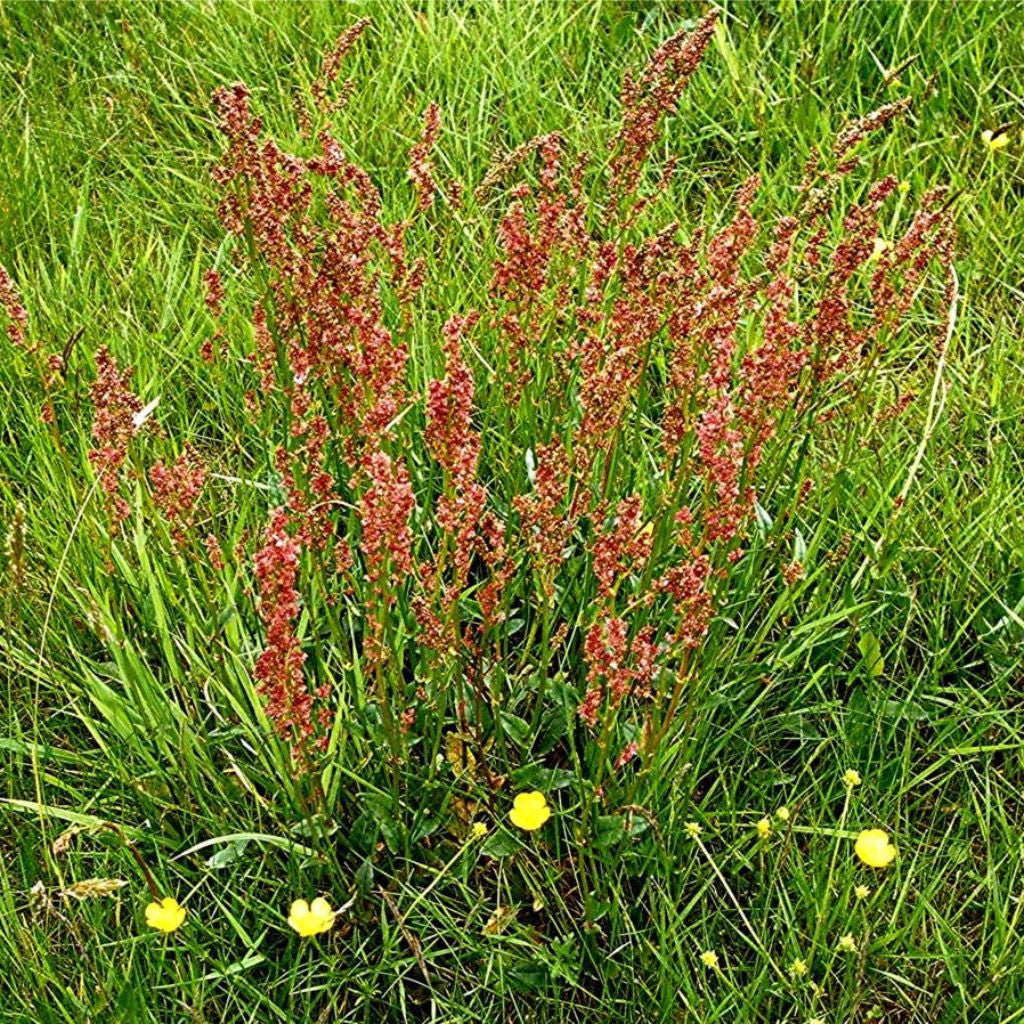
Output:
[843, 768, 862, 788]
[854, 829, 896, 868]
[685, 821, 703, 839]
[776, 806, 790, 822]
[471, 821, 488, 839]
[287, 897, 336, 937]
[854, 884, 871, 900]
[699, 949, 718, 968]
[509, 791, 551, 831]
[145, 896, 186, 933]
[756, 817, 772, 838]
[982, 128, 1010, 152]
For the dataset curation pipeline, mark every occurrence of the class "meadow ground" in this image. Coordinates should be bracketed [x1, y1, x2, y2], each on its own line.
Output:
[1, 2, 1023, 1022]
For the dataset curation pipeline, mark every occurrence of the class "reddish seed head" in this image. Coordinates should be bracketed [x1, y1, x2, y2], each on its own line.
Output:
[253, 509, 331, 760]
[609, 12, 718, 210]
[409, 102, 442, 211]
[203, 268, 224, 317]
[88, 347, 145, 529]
[615, 741, 639, 769]
[205, 533, 224, 571]
[311, 17, 372, 113]
[0, 262, 29, 347]
[149, 446, 208, 547]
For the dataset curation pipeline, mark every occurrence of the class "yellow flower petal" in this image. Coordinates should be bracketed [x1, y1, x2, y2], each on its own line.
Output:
[983, 129, 1010, 151]
[287, 899, 311, 935]
[854, 828, 896, 868]
[145, 896, 186, 933]
[310, 897, 333, 918]
[509, 791, 551, 831]
[288, 897, 335, 937]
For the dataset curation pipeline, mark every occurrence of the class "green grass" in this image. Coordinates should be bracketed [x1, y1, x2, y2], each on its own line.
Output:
[1, 1, 1023, 1021]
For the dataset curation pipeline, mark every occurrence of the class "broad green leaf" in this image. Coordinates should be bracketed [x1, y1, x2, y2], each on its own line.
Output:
[858, 630, 885, 678]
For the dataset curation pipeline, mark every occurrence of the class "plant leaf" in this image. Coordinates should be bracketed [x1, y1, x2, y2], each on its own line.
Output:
[858, 631, 885, 678]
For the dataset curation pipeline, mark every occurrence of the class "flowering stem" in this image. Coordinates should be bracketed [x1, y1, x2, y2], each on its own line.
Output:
[644, 647, 693, 764]
[100, 822, 161, 900]
[527, 582, 554, 734]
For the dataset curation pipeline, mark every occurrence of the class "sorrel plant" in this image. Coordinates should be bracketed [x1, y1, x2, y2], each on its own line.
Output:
[2, 13, 954, 835]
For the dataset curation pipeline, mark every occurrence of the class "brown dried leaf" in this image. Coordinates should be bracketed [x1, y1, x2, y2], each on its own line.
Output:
[51, 825, 83, 857]
[449, 797, 479, 835]
[483, 905, 515, 936]
[27, 880, 53, 924]
[445, 733, 477, 778]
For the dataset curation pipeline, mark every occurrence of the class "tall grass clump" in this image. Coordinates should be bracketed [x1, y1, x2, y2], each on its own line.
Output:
[1, 10, 965, 1020]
